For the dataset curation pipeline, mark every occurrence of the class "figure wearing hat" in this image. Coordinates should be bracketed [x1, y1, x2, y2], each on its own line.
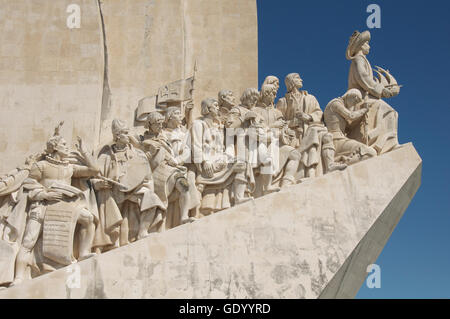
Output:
[346, 30, 402, 154]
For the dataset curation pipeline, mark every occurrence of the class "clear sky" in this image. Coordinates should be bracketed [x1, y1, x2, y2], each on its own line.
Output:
[257, 0, 450, 298]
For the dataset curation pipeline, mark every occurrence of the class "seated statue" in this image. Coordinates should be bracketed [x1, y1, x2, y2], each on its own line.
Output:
[191, 98, 247, 215]
[12, 130, 99, 286]
[277, 73, 346, 179]
[140, 109, 200, 228]
[324, 89, 377, 163]
[92, 119, 165, 250]
[346, 30, 401, 154]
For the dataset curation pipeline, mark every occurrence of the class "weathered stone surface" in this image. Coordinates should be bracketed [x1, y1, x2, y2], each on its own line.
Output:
[0, 0, 258, 172]
[0, 143, 421, 298]
[0, 0, 104, 174]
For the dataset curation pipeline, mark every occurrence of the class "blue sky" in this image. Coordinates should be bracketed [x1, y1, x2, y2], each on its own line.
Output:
[257, 0, 450, 298]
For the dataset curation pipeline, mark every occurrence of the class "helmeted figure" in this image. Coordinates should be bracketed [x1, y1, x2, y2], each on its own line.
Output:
[140, 109, 200, 229]
[346, 30, 401, 154]
[93, 119, 165, 250]
[12, 131, 99, 286]
[324, 89, 377, 163]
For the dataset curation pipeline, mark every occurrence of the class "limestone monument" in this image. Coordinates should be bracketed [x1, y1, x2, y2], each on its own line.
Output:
[0, 0, 420, 299]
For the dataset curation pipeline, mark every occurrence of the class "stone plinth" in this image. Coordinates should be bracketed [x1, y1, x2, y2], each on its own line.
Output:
[0, 143, 422, 299]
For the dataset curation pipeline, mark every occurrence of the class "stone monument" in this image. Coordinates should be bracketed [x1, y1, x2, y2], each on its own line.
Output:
[0, 0, 421, 299]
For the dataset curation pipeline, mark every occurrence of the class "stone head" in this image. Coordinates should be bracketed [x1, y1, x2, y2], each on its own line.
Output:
[112, 119, 130, 145]
[262, 75, 280, 92]
[165, 106, 183, 128]
[240, 88, 259, 109]
[201, 98, 220, 118]
[218, 89, 236, 109]
[343, 89, 363, 108]
[46, 136, 70, 158]
[260, 84, 277, 106]
[146, 111, 165, 134]
[285, 73, 303, 92]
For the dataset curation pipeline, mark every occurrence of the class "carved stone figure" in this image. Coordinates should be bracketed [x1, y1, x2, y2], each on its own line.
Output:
[262, 75, 280, 92]
[12, 133, 99, 286]
[218, 89, 237, 122]
[244, 110, 281, 195]
[346, 30, 401, 154]
[140, 110, 200, 228]
[324, 89, 377, 163]
[227, 88, 260, 127]
[0, 155, 38, 286]
[254, 84, 300, 190]
[276, 73, 346, 179]
[223, 111, 255, 204]
[191, 98, 247, 215]
[93, 119, 165, 251]
[277, 73, 321, 148]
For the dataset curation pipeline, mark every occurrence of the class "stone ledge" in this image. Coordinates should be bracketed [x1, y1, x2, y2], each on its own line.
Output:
[0, 143, 421, 299]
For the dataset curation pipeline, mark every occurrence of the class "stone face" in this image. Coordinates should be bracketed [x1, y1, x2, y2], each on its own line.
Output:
[0, 143, 421, 299]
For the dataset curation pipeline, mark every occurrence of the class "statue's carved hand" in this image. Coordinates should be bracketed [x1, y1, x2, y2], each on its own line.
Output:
[233, 161, 246, 173]
[202, 161, 215, 178]
[295, 112, 312, 123]
[382, 88, 394, 98]
[38, 191, 64, 201]
[167, 158, 179, 167]
[185, 100, 194, 109]
[92, 179, 112, 190]
[273, 120, 286, 129]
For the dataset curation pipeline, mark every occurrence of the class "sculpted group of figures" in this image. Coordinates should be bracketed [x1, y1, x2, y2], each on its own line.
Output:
[0, 30, 402, 287]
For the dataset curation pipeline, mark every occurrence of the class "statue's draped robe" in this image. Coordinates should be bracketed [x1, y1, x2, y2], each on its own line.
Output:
[347, 54, 399, 154]
[324, 97, 376, 158]
[253, 105, 297, 186]
[0, 168, 30, 285]
[141, 128, 200, 230]
[24, 159, 98, 275]
[93, 145, 164, 249]
[278, 91, 330, 177]
[191, 117, 236, 214]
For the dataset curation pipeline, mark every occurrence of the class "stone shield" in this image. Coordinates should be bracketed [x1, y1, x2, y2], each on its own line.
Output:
[117, 153, 151, 192]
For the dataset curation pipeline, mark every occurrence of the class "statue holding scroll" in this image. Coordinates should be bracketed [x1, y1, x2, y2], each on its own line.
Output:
[12, 128, 99, 286]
